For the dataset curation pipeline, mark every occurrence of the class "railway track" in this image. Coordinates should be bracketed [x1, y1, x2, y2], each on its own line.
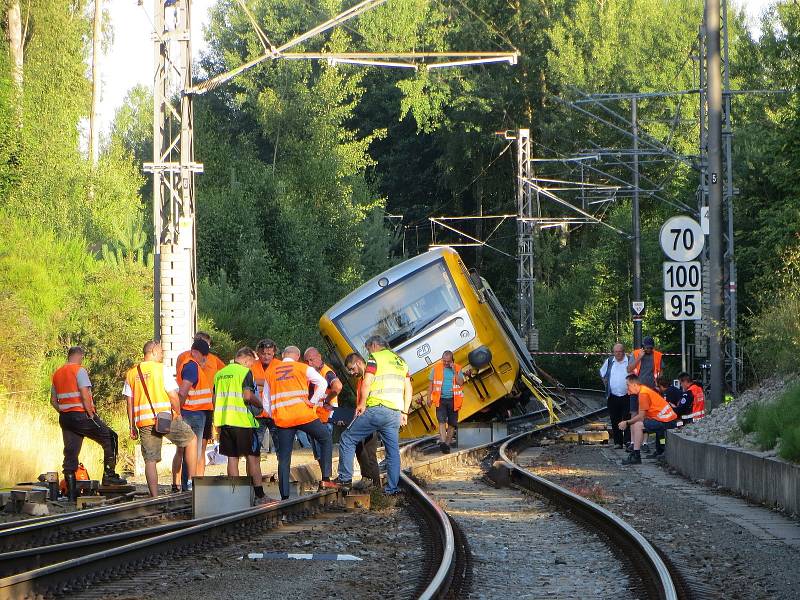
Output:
[401, 408, 686, 600]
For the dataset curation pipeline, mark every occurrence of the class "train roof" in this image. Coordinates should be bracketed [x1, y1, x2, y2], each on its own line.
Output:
[322, 246, 459, 321]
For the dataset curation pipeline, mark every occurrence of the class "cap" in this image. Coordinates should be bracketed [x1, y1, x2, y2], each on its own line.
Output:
[191, 339, 210, 356]
[642, 336, 655, 348]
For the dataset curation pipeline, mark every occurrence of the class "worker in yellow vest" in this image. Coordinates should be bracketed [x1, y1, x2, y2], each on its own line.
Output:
[124, 341, 197, 497]
[213, 347, 269, 502]
[333, 335, 411, 495]
[51, 346, 126, 500]
[427, 350, 471, 453]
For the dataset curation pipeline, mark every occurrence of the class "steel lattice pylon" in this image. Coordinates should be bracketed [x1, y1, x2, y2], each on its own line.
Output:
[143, 0, 204, 368]
[515, 129, 538, 351]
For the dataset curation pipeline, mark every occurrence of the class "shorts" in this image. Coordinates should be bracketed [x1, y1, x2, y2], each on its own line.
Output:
[138, 418, 195, 463]
[219, 425, 260, 457]
[202, 410, 214, 439]
[643, 418, 678, 434]
[180, 409, 206, 441]
[435, 397, 458, 427]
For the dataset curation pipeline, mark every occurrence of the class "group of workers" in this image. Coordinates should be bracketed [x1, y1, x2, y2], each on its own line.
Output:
[600, 336, 706, 465]
[53, 331, 454, 501]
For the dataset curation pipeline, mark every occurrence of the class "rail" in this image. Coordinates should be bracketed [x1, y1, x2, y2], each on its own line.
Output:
[400, 398, 681, 600]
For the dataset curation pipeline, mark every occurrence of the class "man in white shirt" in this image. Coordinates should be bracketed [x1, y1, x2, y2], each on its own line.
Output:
[599, 343, 630, 449]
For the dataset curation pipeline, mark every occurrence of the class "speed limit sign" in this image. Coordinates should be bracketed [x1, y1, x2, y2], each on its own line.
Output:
[659, 216, 704, 261]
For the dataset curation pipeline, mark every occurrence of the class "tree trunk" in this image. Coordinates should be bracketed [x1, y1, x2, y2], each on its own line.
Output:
[5, 0, 24, 127]
[88, 0, 102, 165]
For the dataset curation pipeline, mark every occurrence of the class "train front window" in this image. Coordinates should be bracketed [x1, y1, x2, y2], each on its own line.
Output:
[336, 261, 463, 351]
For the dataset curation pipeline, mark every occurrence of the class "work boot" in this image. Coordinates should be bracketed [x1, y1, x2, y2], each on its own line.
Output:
[102, 468, 127, 486]
[64, 471, 78, 502]
[622, 451, 642, 465]
[328, 477, 352, 492]
[352, 477, 374, 491]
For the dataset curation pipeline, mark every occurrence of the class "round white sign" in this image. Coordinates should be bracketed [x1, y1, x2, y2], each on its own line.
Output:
[659, 216, 704, 261]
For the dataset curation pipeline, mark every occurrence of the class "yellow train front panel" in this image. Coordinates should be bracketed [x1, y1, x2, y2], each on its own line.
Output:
[320, 247, 522, 438]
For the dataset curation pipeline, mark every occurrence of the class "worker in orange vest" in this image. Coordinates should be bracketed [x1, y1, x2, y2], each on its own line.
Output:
[619, 374, 679, 464]
[626, 336, 664, 422]
[427, 350, 472, 453]
[251, 338, 279, 454]
[303, 347, 343, 469]
[173, 338, 214, 492]
[263, 345, 333, 500]
[678, 372, 706, 422]
[51, 346, 126, 500]
[175, 332, 226, 463]
[124, 340, 197, 497]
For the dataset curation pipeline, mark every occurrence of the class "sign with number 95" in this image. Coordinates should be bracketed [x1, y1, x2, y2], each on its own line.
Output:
[664, 291, 701, 321]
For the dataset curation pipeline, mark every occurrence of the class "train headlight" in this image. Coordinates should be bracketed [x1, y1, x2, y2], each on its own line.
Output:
[468, 346, 492, 369]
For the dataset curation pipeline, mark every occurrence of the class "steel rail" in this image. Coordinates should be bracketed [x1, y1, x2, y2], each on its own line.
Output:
[0, 492, 192, 551]
[498, 430, 678, 600]
[0, 490, 341, 600]
[400, 397, 680, 600]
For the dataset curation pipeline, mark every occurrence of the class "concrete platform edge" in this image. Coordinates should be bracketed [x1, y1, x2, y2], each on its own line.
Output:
[666, 430, 800, 516]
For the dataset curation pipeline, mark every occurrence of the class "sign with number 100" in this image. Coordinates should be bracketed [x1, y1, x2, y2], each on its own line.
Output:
[659, 216, 704, 262]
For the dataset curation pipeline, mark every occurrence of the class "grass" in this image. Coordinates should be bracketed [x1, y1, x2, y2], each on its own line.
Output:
[739, 383, 800, 462]
[0, 400, 106, 487]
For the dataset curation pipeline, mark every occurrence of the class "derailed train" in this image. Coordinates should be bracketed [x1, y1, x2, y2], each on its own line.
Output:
[319, 246, 555, 438]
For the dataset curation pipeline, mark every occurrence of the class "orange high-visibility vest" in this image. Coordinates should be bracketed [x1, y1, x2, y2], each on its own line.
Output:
[632, 349, 663, 379]
[430, 362, 464, 411]
[639, 385, 677, 423]
[687, 383, 706, 420]
[125, 361, 173, 428]
[314, 364, 339, 424]
[52, 363, 89, 413]
[251, 360, 275, 418]
[267, 360, 317, 428]
[176, 350, 226, 382]
[175, 354, 214, 411]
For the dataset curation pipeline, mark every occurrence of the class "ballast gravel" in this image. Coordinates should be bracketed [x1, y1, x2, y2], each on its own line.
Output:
[518, 442, 800, 600]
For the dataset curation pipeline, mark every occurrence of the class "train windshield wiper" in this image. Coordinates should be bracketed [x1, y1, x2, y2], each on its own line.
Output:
[386, 310, 449, 347]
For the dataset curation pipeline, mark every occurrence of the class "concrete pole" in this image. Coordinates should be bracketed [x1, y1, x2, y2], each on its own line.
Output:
[632, 98, 642, 349]
[706, 0, 724, 410]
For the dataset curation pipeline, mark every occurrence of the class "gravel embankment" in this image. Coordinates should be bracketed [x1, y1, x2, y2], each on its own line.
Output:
[679, 377, 797, 453]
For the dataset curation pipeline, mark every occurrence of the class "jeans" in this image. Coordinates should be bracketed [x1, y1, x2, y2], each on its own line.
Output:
[338, 405, 401, 494]
[295, 430, 312, 448]
[275, 419, 333, 500]
[310, 422, 333, 461]
[180, 409, 206, 489]
[59, 412, 117, 474]
[607, 394, 631, 446]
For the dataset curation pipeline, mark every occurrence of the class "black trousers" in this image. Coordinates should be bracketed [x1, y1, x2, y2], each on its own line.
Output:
[607, 394, 631, 446]
[355, 432, 380, 483]
[276, 419, 332, 500]
[59, 412, 117, 474]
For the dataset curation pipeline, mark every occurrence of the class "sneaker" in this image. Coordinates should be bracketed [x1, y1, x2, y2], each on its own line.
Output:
[328, 477, 352, 491]
[102, 472, 128, 486]
[254, 496, 279, 505]
[622, 452, 642, 465]
[641, 442, 650, 452]
[352, 477, 374, 491]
